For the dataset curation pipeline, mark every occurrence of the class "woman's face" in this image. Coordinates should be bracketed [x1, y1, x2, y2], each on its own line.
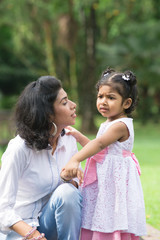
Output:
[53, 88, 77, 129]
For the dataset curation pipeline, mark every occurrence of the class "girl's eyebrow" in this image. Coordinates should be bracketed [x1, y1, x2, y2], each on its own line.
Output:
[98, 92, 116, 96]
[108, 93, 116, 95]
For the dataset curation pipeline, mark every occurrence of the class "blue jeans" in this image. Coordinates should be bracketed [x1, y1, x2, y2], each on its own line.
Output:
[0, 183, 82, 240]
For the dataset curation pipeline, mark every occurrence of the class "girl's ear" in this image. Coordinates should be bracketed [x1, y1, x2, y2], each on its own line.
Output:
[123, 98, 132, 110]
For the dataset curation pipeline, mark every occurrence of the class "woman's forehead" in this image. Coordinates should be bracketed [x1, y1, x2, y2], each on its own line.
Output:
[55, 88, 67, 102]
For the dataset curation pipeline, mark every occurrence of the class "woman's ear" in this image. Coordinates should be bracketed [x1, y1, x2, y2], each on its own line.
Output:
[123, 98, 132, 110]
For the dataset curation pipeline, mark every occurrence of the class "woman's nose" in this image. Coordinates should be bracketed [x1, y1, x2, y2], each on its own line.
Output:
[70, 100, 76, 109]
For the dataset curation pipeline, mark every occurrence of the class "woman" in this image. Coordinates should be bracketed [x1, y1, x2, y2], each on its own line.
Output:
[0, 76, 82, 240]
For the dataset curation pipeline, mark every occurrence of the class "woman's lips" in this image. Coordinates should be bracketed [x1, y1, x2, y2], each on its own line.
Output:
[71, 112, 77, 118]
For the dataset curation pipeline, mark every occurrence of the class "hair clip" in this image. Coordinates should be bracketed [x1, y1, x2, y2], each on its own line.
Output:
[122, 74, 130, 81]
[103, 72, 109, 77]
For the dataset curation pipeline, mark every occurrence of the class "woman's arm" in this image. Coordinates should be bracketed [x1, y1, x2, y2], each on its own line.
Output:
[11, 221, 46, 239]
[0, 144, 46, 239]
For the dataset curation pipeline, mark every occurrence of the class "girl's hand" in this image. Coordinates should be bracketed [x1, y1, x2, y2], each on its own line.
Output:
[61, 164, 84, 186]
[61, 158, 80, 179]
[65, 126, 90, 147]
[65, 126, 81, 141]
[77, 168, 84, 186]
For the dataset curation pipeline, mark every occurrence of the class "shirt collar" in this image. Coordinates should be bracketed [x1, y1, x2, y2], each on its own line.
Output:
[55, 134, 66, 152]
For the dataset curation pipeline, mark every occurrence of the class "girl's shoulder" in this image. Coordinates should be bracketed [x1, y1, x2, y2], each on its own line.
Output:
[100, 118, 134, 136]
[107, 117, 133, 128]
[115, 117, 133, 126]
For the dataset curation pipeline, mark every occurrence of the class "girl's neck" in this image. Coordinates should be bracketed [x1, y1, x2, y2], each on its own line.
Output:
[107, 113, 128, 122]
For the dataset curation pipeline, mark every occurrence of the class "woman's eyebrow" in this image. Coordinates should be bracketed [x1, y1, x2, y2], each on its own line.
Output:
[60, 96, 68, 103]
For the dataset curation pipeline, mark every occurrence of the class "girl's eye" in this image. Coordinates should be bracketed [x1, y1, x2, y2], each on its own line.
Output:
[97, 95, 103, 99]
[108, 96, 114, 100]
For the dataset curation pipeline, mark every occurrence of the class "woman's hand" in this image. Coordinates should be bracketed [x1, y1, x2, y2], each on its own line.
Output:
[11, 221, 47, 240]
[28, 230, 47, 240]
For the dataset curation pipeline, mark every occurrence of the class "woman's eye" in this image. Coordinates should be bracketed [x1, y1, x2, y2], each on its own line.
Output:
[63, 101, 67, 105]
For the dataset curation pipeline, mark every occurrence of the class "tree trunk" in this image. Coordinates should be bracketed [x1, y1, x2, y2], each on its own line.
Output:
[77, 4, 97, 134]
[43, 20, 56, 76]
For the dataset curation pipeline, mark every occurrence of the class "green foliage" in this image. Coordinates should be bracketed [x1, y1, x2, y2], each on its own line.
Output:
[0, 94, 17, 109]
[0, 0, 160, 121]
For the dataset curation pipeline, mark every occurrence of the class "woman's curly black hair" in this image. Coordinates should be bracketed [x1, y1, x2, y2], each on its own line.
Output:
[15, 76, 62, 150]
[96, 67, 138, 115]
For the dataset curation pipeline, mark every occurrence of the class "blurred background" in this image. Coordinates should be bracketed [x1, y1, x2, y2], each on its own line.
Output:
[0, 0, 160, 133]
[0, 0, 160, 231]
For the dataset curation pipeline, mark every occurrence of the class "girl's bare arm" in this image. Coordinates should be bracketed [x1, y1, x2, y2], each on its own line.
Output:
[61, 122, 129, 180]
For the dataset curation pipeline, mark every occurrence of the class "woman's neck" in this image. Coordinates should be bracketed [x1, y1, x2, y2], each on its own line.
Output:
[49, 128, 63, 155]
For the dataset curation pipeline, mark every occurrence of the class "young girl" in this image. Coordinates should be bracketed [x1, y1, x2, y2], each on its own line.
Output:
[61, 68, 147, 240]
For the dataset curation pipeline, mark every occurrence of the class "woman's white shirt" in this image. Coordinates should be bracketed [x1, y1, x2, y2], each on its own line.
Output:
[0, 134, 78, 234]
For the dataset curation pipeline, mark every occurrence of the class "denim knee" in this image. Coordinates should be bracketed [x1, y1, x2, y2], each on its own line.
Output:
[51, 183, 82, 210]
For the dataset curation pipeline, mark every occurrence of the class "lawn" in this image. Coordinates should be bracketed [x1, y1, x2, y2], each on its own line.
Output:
[0, 119, 160, 230]
[133, 121, 160, 230]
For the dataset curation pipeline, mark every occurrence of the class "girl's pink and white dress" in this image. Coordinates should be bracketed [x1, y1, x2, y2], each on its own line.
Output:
[81, 118, 146, 240]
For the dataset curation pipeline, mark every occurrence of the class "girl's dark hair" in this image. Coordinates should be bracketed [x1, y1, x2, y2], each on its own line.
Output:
[15, 76, 62, 150]
[96, 67, 138, 115]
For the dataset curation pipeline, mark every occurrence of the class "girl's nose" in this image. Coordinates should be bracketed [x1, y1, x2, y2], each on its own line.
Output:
[101, 98, 107, 105]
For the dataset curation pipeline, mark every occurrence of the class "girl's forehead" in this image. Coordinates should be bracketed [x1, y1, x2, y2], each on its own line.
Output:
[98, 85, 117, 93]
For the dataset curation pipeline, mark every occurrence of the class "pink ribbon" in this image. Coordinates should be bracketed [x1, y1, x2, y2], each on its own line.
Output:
[83, 149, 141, 188]
[83, 147, 108, 187]
[122, 150, 141, 176]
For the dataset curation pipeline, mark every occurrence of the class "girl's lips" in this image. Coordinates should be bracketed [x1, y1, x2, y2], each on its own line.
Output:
[100, 108, 108, 112]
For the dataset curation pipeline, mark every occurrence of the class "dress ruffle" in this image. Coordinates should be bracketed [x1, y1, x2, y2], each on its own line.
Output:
[81, 228, 140, 240]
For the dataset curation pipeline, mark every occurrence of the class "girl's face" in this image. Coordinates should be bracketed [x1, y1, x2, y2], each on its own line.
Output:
[96, 85, 130, 121]
[53, 88, 77, 129]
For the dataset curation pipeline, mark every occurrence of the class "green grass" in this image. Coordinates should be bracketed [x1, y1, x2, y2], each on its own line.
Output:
[133, 122, 160, 230]
[0, 119, 160, 230]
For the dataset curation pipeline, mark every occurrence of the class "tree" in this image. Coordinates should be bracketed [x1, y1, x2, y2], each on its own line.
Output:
[0, 0, 160, 126]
